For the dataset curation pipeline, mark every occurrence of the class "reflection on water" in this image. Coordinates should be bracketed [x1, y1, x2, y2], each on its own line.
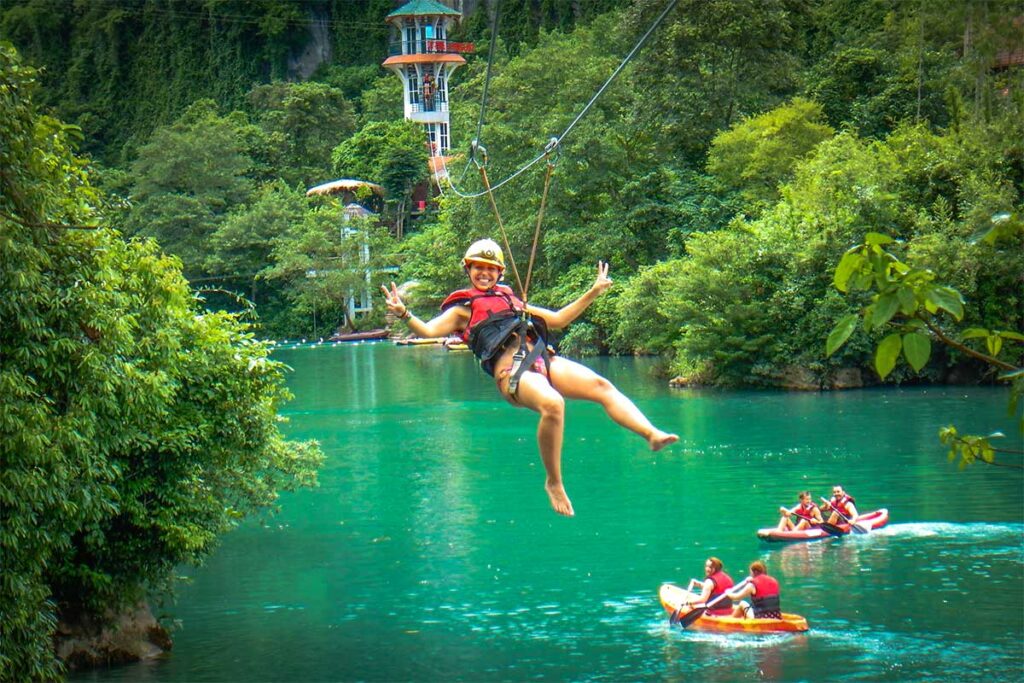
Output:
[73, 344, 1022, 682]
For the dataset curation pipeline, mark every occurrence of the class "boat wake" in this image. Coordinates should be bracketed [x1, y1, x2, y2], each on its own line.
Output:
[871, 522, 1023, 540]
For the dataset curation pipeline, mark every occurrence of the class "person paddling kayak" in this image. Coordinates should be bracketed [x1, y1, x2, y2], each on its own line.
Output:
[727, 561, 782, 620]
[381, 239, 678, 517]
[681, 557, 735, 617]
[821, 484, 860, 526]
[776, 491, 823, 531]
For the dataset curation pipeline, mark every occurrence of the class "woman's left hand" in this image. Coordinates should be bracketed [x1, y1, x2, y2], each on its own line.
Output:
[593, 260, 612, 295]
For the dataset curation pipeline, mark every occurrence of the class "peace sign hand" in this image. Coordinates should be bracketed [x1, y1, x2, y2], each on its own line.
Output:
[592, 261, 612, 295]
[380, 282, 408, 318]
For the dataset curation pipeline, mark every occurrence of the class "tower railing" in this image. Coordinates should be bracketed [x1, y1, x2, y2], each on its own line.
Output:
[387, 40, 474, 56]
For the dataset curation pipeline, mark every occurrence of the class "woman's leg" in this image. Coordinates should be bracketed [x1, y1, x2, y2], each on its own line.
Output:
[499, 366, 574, 517]
[548, 356, 678, 451]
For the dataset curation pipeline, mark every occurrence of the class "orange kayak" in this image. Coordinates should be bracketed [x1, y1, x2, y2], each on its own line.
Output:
[659, 583, 808, 633]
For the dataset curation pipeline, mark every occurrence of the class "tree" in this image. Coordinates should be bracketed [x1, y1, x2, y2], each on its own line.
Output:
[247, 81, 356, 188]
[331, 120, 428, 239]
[261, 203, 396, 336]
[706, 98, 834, 207]
[0, 43, 322, 679]
[126, 100, 256, 278]
[625, 0, 808, 164]
[827, 221, 1023, 469]
[205, 181, 308, 307]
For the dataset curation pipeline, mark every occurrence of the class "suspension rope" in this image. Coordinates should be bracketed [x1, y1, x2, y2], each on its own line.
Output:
[473, 139, 559, 303]
[476, 161, 525, 299]
[522, 138, 559, 303]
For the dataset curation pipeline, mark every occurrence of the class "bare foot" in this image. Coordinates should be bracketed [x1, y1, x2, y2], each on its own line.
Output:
[648, 430, 679, 452]
[545, 481, 575, 517]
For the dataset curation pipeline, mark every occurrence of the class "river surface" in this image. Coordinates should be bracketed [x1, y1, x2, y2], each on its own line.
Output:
[75, 342, 1023, 682]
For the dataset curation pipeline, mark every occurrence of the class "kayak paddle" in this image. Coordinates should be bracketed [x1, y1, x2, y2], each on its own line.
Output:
[820, 497, 869, 534]
[676, 579, 750, 629]
[793, 512, 845, 537]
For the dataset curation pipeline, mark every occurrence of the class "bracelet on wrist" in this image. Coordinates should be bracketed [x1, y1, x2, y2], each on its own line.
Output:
[401, 309, 412, 320]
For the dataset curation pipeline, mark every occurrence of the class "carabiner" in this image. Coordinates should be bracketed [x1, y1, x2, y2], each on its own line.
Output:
[470, 139, 488, 168]
[543, 137, 561, 166]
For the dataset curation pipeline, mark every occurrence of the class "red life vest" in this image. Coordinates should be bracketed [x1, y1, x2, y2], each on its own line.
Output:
[707, 570, 735, 615]
[440, 285, 522, 342]
[830, 494, 856, 518]
[798, 501, 820, 520]
[750, 574, 781, 617]
[440, 285, 551, 378]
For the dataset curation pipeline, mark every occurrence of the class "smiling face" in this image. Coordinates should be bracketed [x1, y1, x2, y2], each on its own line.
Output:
[832, 486, 845, 498]
[467, 261, 502, 291]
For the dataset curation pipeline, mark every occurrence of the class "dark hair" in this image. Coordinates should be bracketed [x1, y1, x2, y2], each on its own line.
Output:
[750, 560, 767, 576]
[706, 557, 723, 573]
[798, 491, 811, 499]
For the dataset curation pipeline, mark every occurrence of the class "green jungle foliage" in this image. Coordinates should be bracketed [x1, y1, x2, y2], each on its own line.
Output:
[2, 0, 1019, 361]
[0, 45, 324, 680]
[2, 0, 1023, 676]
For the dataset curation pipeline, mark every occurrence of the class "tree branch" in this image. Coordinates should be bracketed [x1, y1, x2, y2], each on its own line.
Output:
[922, 317, 1018, 372]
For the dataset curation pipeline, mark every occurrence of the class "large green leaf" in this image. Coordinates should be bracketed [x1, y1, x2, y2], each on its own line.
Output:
[925, 286, 964, 321]
[833, 251, 862, 293]
[871, 292, 900, 328]
[986, 335, 1003, 357]
[865, 232, 895, 246]
[896, 286, 917, 314]
[902, 332, 931, 372]
[826, 313, 859, 356]
[875, 333, 903, 379]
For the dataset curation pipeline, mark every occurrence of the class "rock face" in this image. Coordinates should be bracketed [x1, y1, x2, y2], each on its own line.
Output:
[55, 602, 171, 670]
[828, 368, 864, 389]
[287, 7, 333, 80]
[670, 366, 866, 391]
[778, 365, 820, 391]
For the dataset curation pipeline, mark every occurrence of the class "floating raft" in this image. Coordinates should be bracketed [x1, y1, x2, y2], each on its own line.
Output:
[395, 337, 465, 347]
[329, 329, 389, 342]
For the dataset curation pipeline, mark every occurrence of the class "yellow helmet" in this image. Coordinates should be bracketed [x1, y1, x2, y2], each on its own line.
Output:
[462, 238, 505, 270]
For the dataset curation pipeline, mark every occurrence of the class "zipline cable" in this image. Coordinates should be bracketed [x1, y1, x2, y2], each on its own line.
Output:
[440, 0, 678, 200]
[553, 0, 678, 146]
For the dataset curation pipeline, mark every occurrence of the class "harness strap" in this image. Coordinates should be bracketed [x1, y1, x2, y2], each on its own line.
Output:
[507, 317, 550, 397]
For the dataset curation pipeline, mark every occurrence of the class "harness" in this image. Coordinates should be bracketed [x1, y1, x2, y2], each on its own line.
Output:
[441, 286, 552, 386]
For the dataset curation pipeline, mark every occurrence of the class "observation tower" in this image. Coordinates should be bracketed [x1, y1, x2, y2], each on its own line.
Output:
[382, 0, 472, 156]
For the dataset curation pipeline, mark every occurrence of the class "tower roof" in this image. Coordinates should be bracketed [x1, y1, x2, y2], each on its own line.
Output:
[387, 0, 460, 19]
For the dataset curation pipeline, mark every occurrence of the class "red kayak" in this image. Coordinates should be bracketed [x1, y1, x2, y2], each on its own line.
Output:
[757, 508, 889, 542]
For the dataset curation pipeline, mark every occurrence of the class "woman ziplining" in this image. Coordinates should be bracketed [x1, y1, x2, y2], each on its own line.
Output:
[381, 239, 678, 517]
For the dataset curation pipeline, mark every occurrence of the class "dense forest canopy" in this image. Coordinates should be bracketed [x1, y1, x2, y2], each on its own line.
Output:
[1, 0, 1019, 377]
[1, 1, 1022, 675]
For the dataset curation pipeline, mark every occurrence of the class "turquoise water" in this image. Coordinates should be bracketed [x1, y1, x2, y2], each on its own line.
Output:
[76, 343, 1023, 682]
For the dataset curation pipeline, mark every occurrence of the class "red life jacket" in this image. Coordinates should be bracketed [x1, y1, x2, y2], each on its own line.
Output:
[798, 501, 820, 520]
[750, 574, 781, 617]
[440, 285, 523, 342]
[440, 285, 550, 377]
[707, 570, 735, 615]
[830, 494, 856, 518]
